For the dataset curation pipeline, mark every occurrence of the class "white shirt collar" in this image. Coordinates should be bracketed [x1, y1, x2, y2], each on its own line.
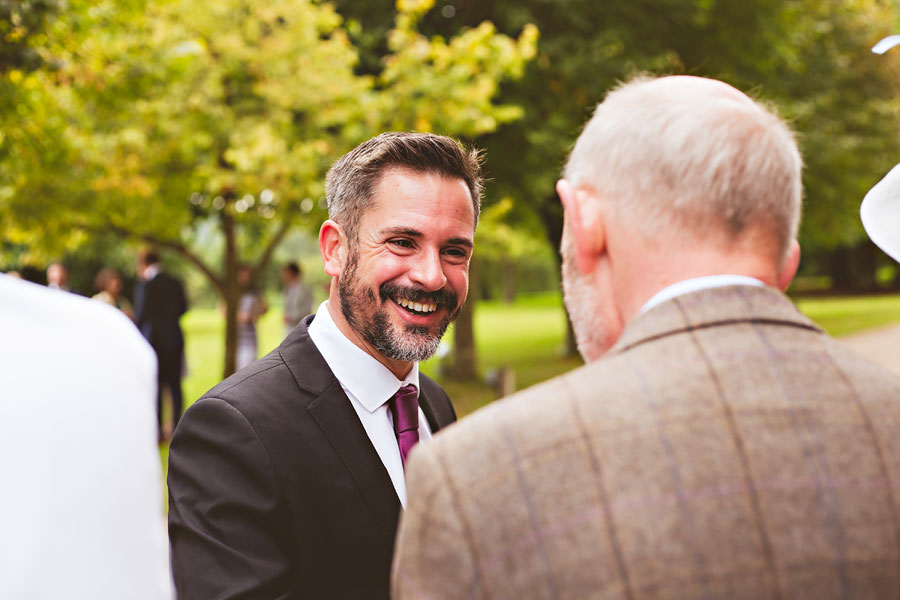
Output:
[307, 301, 419, 412]
[143, 264, 160, 281]
[640, 275, 765, 314]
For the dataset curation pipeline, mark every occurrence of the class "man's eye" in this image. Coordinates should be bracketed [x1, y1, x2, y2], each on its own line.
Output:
[444, 248, 468, 258]
[389, 239, 413, 248]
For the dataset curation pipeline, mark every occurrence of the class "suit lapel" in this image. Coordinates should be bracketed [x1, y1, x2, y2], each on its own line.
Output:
[306, 385, 401, 540]
[280, 317, 401, 541]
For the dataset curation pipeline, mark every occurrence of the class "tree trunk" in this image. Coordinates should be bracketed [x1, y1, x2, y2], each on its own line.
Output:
[856, 241, 877, 291]
[449, 262, 479, 380]
[223, 284, 240, 378]
[828, 243, 878, 292]
[222, 206, 240, 378]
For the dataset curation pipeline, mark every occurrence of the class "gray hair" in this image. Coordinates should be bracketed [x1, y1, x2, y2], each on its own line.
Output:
[325, 132, 484, 241]
[564, 75, 803, 264]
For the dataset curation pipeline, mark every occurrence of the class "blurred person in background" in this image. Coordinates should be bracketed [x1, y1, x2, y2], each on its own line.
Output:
[46, 262, 71, 292]
[0, 273, 173, 599]
[281, 261, 312, 336]
[236, 264, 269, 370]
[135, 248, 188, 442]
[92, 267, 134, 320]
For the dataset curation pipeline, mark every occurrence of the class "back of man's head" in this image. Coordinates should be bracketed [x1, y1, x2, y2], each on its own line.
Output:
[564, 75, 803, 265]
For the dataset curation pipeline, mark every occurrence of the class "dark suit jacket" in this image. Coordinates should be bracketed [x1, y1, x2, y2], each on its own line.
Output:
[134, 271, 187, 376]
[168, 315, 457, 600]
[394, 285, 900, 599]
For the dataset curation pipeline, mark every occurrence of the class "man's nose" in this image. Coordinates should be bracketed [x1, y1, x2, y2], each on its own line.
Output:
[409, 249, 447, 291]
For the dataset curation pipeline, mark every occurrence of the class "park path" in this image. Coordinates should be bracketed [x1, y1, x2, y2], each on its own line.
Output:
[839, 323, 900, 377]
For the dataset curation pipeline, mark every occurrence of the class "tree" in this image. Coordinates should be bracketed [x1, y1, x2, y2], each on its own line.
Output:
[348, 0, 900, 311]
[467, 0, 900, 293]
[3, 0, 537, 376]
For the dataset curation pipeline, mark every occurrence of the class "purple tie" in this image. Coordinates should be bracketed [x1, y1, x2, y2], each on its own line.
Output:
[388, 384, 420, 469]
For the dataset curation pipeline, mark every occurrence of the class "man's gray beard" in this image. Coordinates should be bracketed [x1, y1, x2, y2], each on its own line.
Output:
[561, 230, 610, 362]
[338, 253, 456, 363]
[367, 310, 446, 362]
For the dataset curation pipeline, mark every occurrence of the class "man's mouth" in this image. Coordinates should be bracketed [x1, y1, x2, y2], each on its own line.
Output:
[379, 282, 457, 319]
[395, 297, 437, 315]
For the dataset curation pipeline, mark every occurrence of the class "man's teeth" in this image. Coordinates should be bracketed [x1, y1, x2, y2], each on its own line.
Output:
[397, 298, 437, 313]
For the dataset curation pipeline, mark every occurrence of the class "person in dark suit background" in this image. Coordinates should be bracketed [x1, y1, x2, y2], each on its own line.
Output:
[167, 132, 483, 599]
[135, 248, 188, 442]
[393, 76, 900, 599]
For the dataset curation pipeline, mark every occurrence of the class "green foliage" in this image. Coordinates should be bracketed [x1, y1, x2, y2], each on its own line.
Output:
[2, 0, 537, 374]
[473, 197, 558, 299]
[353, 0, 900, 276]
[0, 0, 63, 72]
[3, 0, 536, 268]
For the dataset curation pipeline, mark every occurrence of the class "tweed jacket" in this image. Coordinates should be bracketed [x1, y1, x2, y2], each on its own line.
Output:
[393, 285, 900, 600]
[168, 315, 457, 600]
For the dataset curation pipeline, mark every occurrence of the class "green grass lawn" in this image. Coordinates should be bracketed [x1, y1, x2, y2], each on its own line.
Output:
[177, 291, 900, 422]
[793, 294, 900, 337]
[179, 292, 580, 420]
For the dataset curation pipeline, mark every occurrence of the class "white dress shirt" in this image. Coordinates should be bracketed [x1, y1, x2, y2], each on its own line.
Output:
[640, 274, 765, 314]
[307, 301, 433, 508]
[0, 274, 173, 599]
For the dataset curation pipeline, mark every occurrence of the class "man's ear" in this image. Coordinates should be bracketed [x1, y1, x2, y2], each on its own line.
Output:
[777, 239, 801, 291]
[557, 179, 606, 275]
[319, 220, 348, 278]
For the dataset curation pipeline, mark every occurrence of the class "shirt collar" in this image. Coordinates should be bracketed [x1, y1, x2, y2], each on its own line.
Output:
[640, 275, 765, 314]
[143, 264, 160, 281]
[307, 301, 419, 413]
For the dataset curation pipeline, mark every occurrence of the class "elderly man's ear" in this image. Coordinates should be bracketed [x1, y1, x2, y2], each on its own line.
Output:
[557, 179, 607, 275]
[777, 239, 801, 291]
[319, 220, 349, 278]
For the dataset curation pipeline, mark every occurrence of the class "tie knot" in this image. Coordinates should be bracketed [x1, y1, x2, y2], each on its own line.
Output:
[389, 384, 419, 435]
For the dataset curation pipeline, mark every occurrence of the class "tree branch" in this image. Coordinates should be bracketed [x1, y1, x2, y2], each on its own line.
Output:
[79, 220, 225, 293]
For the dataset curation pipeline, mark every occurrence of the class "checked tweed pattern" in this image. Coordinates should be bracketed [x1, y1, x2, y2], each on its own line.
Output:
[393, 285, 900, 600]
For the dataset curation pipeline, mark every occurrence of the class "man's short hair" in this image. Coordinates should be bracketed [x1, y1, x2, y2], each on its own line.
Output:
[139, 249, 160, 266]
[325, 132, 483, 241]
[283, 262, 301, 277]
[564, 75, 803, 264]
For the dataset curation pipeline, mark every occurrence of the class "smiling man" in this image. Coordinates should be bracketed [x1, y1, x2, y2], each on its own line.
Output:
[167, 132, 481, 600]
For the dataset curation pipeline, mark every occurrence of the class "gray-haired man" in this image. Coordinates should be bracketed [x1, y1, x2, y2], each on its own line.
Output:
[394, 76, 900, 599]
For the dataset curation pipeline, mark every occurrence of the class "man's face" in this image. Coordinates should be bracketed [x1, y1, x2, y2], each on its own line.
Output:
[337, 168, 474, 363]
[47, 264, 66, 286]
[561, 220, 617, 362]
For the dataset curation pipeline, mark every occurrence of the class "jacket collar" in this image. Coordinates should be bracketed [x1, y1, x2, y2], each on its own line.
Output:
[609, 284, 822, 357]
[275, 315, 448, 541]
[278, 315, 445, 432]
